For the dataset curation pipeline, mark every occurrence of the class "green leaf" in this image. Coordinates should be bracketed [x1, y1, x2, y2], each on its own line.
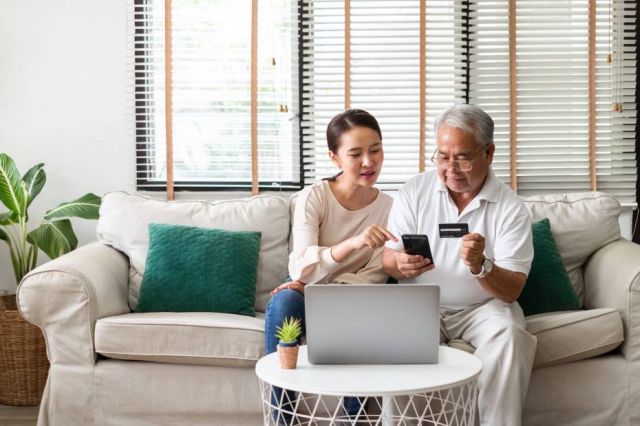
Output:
[0, 153, 25, 216]
[28, 244, 38, 270]
[0, 211, 15, 225]
[27, 219, 78, 259]
[9, 243, 22, 283]
[0, 226, 18, 281]
[44, 193, 101, 220]
[22, 163, 46, 208]
[0, 226, 9, 243]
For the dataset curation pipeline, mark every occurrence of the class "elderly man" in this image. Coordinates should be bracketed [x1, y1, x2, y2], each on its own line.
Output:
[382, 104, 536, 426]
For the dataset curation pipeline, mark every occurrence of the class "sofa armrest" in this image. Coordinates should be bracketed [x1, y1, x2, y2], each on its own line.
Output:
[17, 242, 130, 366]
[584, 239, 640, 358]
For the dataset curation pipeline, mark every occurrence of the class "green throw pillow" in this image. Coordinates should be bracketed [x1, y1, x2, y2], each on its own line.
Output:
[518, 218, 580, 316]
[136, 223, 261, 316]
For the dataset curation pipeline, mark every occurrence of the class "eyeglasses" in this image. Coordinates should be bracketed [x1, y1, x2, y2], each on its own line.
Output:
[431, 148, 484, 172]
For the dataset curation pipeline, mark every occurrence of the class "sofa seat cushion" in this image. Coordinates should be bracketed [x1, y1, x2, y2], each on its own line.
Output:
[526, 308, 623, 368]
[95, 312, 266, 368]
[447, 308, 623, 369]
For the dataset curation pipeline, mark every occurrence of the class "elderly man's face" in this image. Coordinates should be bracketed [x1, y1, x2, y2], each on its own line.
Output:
[435, 124, 494, 195]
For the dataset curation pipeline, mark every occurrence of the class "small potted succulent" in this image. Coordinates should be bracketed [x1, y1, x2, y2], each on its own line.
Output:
[276, 317, 302, 369]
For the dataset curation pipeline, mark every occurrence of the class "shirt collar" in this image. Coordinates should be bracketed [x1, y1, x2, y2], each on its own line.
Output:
[436, 169, 500, 203]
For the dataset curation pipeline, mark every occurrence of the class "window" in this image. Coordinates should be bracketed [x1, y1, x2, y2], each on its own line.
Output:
[133, 0, 299, 191]
[468, 0, 637, 200]
[134, 0, 637, 203]
[300, 0, 637, 203]
[300, 0, 467, 190]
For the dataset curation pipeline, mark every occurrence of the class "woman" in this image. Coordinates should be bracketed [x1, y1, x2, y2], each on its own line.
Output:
[264, 109, 396, 422]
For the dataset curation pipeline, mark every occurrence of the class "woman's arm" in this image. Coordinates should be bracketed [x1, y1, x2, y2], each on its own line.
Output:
[330, 224, 397, 262]
[288, 187, 340, 283]
[289, 187, 396, 284]
[333, 247, 389, 284]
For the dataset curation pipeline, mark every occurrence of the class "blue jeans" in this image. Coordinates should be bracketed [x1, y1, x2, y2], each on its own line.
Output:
[264, 289, 363, 423]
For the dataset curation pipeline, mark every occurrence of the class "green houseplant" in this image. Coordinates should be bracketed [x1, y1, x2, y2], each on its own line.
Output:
[276, 317, 302, 369]
[0, 153, 101, 285]
[0, 152, 101, 406]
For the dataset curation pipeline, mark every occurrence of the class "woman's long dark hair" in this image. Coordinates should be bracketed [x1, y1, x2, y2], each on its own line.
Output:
[324, 109, 382, 181]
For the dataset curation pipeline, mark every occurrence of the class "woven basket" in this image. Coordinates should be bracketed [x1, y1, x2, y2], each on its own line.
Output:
[0, 294, 49, 406]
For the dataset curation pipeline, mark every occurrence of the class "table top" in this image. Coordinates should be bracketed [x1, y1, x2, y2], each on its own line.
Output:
[255, 345, 482, 397]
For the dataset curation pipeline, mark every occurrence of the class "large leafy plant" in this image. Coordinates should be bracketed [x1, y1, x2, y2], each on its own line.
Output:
[0, 153, 101, 285]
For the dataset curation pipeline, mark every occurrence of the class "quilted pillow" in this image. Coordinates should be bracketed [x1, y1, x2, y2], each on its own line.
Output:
[135, 223, 261, 316]
[518, 218, 580, 316]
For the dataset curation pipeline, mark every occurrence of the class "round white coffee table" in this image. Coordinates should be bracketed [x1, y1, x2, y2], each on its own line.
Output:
[255, 345, 481, 425]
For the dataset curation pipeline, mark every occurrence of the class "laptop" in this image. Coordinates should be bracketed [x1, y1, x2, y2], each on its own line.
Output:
[305, 284, 440, 364]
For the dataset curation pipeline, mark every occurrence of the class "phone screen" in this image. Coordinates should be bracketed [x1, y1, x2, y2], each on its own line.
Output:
[401, 234, 433, 261]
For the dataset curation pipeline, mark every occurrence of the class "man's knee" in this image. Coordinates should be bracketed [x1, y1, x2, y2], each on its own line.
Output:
[492, 320, 536, 352]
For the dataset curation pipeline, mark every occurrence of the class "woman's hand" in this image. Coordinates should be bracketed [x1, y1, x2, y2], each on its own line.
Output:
[352, 225, 398, 250]
[271, 280, 306, 296]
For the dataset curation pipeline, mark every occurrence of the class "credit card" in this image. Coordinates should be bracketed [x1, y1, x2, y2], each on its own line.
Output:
[439, 223, 469, 238]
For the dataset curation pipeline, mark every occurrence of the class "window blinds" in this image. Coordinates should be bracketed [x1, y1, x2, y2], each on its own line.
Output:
[133, 0, 299, 192]
[300, 0, 636, 204]
[301, 0, 466, 190]
[468, 0, 637, 203]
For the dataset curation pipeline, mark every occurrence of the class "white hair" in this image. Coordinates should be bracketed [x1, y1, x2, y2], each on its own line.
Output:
[434, 104, 494, 148]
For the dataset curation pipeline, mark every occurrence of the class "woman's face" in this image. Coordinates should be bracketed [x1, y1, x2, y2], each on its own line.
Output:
[329, 126, 383, 187]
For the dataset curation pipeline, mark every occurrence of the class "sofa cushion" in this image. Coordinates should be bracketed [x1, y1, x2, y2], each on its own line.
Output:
[521, 192, 621, 305]
[526, 308, 623, 368]
[448, 308, 623, 369]
[96, 192, 291, 313]
[95, 313, 266, 368]
[518, 219, 580, 316]
[136, 224, 261, 316]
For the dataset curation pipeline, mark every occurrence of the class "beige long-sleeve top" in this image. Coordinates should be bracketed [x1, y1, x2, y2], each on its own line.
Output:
[289, 180, 394, 285]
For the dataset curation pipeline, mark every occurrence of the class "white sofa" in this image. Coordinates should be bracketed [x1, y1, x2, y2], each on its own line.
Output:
[17, 191, 640, 426]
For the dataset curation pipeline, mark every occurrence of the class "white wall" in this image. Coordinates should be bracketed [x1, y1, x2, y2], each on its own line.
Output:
[0, 0, 135, 292]
[0, 1, 636, 293]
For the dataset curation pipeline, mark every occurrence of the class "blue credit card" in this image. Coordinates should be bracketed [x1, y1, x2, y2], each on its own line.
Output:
[439, 223, 469, 238]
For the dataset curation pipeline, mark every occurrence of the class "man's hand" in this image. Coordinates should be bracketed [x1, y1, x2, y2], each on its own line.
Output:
[271, 280, 306, 296]
[395, 251, 434, 278]
[460, 233, 486, 274]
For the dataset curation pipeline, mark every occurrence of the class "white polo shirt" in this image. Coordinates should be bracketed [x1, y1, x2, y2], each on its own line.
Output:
[386, 170, 533, 309]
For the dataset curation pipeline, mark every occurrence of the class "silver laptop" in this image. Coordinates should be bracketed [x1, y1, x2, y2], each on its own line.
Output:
[305, 284, 440, 364]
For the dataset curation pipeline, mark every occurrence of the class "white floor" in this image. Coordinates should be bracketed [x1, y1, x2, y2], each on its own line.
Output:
[0, 405, 38, 426]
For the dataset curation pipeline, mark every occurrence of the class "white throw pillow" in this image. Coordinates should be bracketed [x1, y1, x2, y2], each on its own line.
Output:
[521, 192, 621, 304]
[96, 192, 291, 313]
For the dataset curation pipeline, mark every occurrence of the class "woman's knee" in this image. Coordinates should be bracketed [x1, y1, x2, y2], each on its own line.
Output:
[268, 288, 305, 315]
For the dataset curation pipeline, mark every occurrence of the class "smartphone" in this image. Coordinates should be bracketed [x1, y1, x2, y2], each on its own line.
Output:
[402, 234, 433, 261]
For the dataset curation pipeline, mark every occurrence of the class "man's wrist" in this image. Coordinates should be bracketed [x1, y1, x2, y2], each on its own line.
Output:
[470, 263, 482, 275]
[471, 256, 493, 279]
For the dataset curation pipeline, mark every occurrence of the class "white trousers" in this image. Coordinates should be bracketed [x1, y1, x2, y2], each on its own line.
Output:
[441, 299, 537, 426]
